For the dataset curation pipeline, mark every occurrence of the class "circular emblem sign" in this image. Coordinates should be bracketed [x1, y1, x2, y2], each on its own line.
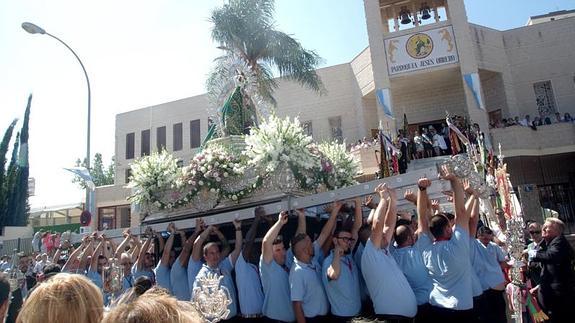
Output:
[406, 33, 433, 59]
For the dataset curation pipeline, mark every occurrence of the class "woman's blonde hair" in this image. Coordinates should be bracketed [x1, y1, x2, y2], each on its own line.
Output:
[16, 273, 103, 323]
[103, 291, 202, 323]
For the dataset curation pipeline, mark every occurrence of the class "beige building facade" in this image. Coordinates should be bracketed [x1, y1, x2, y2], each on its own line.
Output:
[95, 0, 575, 232]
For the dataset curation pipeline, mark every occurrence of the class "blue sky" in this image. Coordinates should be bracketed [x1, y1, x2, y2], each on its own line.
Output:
[0, 0, 573, 207]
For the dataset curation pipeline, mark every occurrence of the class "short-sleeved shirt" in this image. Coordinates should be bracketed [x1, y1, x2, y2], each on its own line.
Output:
[170, 255, 190, 300]
[469, 240, 485, 297]
[235, 253, 264, 315]
[290, 258, 329, 318]
[474, 240, 506, 290]
[155, 262, 172, 293]
[87, 270, 109, 304]
[321, 251, 361, 316]
[193, 256, 237, 319]
[259, 255, 294, 322]
[187, 258, 203, 294]
[392, 233, 433, 305]
[354, 243, 369, 300]
[422, 225, 473, 310]
[362, 239, 417, 317]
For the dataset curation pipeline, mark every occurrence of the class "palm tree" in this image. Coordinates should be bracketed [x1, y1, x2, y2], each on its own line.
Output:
[208, 0, 325, 106]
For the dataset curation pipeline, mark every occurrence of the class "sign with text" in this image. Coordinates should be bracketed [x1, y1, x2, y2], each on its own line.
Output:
[384, 25, 459, 75]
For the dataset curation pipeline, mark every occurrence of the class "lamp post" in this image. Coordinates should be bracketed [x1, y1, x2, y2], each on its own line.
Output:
[22, 22, 93, 216]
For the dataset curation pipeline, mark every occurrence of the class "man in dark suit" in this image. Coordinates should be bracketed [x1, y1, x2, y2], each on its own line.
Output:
[529, 218, 575, 323]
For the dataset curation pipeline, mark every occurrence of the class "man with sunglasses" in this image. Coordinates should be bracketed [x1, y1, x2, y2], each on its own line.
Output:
[525, 222, 543, 286]
[321, 198, 362, 322]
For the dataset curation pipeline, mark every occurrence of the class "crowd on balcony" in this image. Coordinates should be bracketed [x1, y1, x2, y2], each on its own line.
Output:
[490, 112, 573, 130]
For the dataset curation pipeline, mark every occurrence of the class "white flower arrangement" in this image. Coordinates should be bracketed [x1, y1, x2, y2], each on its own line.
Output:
[128, 117, 359, 213]
[318, 141, 359, 189]
[127, 151, 182, 210]
[244, 115, 322, 190]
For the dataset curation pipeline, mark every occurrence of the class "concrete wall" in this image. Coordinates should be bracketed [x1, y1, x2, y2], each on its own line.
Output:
[503, 17, 575, 118]
[274, 64, 361, 144]
[491, 122, 575, 157]
[391, 67, 467, 124]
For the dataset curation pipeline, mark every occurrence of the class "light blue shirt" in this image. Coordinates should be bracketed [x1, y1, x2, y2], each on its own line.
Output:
[322, 252, 361, 316]
[122, 273, 133, 292]
[170, 255, 190, 300]
[290, 257, 329, 318]
[235, 253, 264, 315]
[361, 239, 417, 317]
[474, 240, 506, 290]
[87, 270, 109, 305]
[354, 243, 369, 300]
[187, 258, 203, 294]
[155, 262, 172, 293]
[469, 239, 486, 297]
[193, 256, 237, 319]
[392, 233, 433, 305]
[259, 255, 294, 322]
[422, 225, 473, 310]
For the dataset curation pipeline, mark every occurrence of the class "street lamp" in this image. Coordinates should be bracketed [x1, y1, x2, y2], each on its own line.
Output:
[22, 22, 93, 216]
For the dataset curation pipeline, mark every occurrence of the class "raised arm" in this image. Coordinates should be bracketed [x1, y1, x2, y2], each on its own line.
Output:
[130, 235, 142, 263]
[114, 229, 132, 259]
[62, 238, 87, 272]
[316, 201, 342, 247]
[295, 208, 307, 235]
[243, 207, 264, 262]
[180, 219, 204, 266]
[350, 197, 363, 250]
[89, 237, 105, 272]
[77, 238, 95, 273]
[136, 229, 153, 271]
[463, 180, 480, 238]
[416, 177, 432, 236]
[382, 185, 398, 249]
[160, 223, 176, 266]
[229, 219, 243, 265]
[370, 183, 390, 249]
[262, 212, 288, 264]
[213, 227, 231, 258]
[440, 164, 468, 232]
[192, 225, 214, 262]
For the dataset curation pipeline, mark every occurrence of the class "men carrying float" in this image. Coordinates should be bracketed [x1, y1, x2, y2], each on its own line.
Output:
[260, 211, 294, 322]
[321, 198, 362, 322]
[235, 207, 266, 321]
[290, 201, 340, 323]
[392, 178, 434, 323]
[361, 183, 417, 321]
[422, 165, 474, 322]
[193, 219, 243, 321]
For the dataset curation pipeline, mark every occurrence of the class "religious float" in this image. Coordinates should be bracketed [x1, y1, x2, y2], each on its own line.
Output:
[124, 63, 534, 323]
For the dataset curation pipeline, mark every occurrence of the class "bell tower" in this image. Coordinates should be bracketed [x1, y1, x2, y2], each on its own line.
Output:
[363, 0, 490, 135]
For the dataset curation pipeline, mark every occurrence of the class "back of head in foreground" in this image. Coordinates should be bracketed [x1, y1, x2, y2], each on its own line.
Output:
[103, 291, 203, 323]
[16, 273, 103, 323]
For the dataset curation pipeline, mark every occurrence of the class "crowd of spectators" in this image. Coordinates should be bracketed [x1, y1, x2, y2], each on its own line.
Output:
[490, 112, 574, 129]
[0, 170, 572, 322]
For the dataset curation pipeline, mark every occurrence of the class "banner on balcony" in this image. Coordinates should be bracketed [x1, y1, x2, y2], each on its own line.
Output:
[384, 25, 459, 75]
[376, 88, 394, 118]
[463, 72, 485, 110]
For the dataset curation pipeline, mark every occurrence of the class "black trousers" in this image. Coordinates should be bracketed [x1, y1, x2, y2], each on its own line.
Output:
[539, 289, 575, 323]
[483, 289, 507, 323]
[414, 303, 434, 323]
[427, 305, 475, 323]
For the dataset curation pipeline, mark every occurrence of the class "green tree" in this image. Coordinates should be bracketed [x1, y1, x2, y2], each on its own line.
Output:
[72, 153, 115, 189]
[207, 0, 325, 106]
[0, 95, 32, 228]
